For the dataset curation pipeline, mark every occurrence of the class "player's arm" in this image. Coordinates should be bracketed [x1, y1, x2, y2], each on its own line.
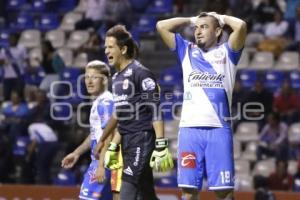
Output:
[98, 134, 112, 167]
[73, 135, 91, 155]
[94, 113, 118, 156]
[96, 133, 113, 182]
[156, 17, 192, 49]
[153, 120, 164, 139]
[138, 71, 173, 171]
[209, 13, 247, 51]
[26, 139, 37, 162]
[224, 15, 247, 51]
[61, 135, 91, 168]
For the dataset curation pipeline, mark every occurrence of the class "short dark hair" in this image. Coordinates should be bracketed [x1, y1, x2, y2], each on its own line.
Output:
[106, 25, 139, 59]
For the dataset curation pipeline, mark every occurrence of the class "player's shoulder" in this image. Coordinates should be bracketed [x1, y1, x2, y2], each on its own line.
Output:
[132, 60, 155, 77]
[97, 91, 114, 104]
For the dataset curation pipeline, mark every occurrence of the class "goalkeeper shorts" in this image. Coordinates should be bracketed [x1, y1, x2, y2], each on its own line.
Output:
[111, 148, 123, 192]
[79, 160, 112, 200]
[177, 127, 234, 190]
[121, 131, 155, 184]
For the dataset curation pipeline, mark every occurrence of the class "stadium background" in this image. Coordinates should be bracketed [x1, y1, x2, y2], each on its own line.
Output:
[0, 0, 300, 199]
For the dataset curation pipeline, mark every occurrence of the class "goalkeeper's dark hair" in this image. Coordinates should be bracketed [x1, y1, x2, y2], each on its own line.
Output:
[106, 25, 139, 59]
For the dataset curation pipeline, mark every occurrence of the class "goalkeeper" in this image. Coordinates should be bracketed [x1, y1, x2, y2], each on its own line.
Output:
[94, 25, 173, 200]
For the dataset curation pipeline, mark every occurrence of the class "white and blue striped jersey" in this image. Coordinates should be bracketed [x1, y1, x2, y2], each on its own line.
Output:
[173, 34, 243, 128]
[90, 90, 114, 160]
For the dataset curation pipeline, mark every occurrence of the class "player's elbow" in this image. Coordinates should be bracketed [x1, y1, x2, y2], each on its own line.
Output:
[156, 20, 166, 32]
[238, 21, 247, 33]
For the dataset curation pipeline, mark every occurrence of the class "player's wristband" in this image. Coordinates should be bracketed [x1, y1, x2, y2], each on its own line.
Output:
[108, 142, 119, 151]
[155, 138, 168, 151]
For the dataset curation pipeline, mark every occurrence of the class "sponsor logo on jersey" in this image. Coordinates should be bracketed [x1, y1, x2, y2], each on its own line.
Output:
[181, 152, 196, 168]
[133, 147, 141, 166]
[124, 166, 133, 176]
[188, 71, 225, 88]
[123, 79, 129, 90]
[124, 68, 133, 77]
[142, 78, 156, 91]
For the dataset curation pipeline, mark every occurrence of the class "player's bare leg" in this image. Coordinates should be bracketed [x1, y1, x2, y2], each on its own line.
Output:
[181, 188, 199, 200]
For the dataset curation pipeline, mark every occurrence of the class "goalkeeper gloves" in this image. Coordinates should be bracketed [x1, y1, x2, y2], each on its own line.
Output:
[150, 138, 174, 172]
[104, 142, 122, 170]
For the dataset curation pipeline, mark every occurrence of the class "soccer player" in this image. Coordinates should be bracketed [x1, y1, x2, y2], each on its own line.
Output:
[156, 12, 247, 200]
[94, 25, 173, 200]
[61, 60, 114, 200]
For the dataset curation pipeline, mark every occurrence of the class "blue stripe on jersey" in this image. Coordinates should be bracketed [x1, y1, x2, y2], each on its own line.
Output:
[189, 46, 230, 127]
[97, 99, 114, 129]
[174, 34, 188, 63]
[224, 42, 243, 65]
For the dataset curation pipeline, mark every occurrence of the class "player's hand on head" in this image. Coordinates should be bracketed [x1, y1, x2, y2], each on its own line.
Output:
[61, 152, 79, 169]
[206, 12, 225, 27]
[104, 142, 122, 170]
[150, 138, 174, 172]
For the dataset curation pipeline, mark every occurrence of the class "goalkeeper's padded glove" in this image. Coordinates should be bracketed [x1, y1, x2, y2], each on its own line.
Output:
[150, 138, 174, 172]
[104, 142, 122, 170]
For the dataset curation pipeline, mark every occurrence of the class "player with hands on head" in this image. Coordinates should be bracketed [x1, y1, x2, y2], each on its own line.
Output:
[61, 60, 115, 200]
[93, 24, 173, 200]
[157, 11, 247, 200]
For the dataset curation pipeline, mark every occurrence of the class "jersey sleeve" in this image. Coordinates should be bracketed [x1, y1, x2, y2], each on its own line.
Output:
[172, 33, 189, 62]
[137, 69, 161, 121]
[224, 42, 243, 65]
[97, 99, 114, 129]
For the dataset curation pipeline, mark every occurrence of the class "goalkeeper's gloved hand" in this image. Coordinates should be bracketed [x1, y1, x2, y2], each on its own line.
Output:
[150, 138, 174, 172]
[104, 142, 122, 170]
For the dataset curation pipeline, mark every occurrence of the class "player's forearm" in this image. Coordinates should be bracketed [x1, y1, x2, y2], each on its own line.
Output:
[99, 135, 112, 166]
[153, 120, 164, 139]
[223, 15, 247, 34]
[74, 135, 91, 156]
[157, 17, 191, 33]
[100, 114, 118, 143]
[112, 130, 121, 145]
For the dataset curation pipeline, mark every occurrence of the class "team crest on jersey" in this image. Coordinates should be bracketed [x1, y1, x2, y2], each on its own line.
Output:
[142, 78, 155, 91]
[123, 79, 129, 90]
[124, 68, 132, 77]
